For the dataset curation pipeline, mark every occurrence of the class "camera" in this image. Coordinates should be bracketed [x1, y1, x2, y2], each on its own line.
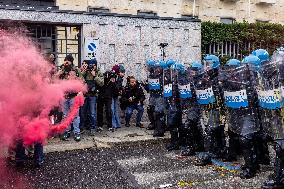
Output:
[87, 64, 94, 71]
[159, 43, 168, 48]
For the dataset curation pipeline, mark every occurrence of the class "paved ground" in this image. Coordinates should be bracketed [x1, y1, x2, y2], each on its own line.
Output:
[0, 126, 275, 189]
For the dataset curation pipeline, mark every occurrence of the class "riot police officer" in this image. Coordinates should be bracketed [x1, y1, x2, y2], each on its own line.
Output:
[251, 49, 271, 166]
[226, 55, 261, 179]
[177, 61, 204, 155]
[146, 60, 166, 137]
[220, 59, 242, 162]
[163, 60, 182, 150]
[195, 55, 226, 165]
[260, 47, 284, 189]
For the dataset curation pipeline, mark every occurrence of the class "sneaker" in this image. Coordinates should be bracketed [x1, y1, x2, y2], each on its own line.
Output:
[35, 160, 44, 168]
[108, 128, 115, 132]
[90, 129, 96, 136]
[74, 134, 81, 142]
[146, 124, 154, 130]
[61, 132, 70, 141]
[125, 123, 130, 127]
[136, 123, 144, 128]
[97, 127, 104, 132]
[153, 132, 164, 137]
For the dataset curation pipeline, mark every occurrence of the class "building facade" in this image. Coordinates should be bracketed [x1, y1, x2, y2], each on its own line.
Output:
[1, 0, 281, 77]
[57, 0, 284, 24]
[0, 0, 201, 81]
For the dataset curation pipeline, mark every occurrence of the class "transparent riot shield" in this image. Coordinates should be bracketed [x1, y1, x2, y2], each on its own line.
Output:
[262, 50, 284, 140]
[178, 67, 192, 99]
[178, 67, 200, 125]
[148, 67, 161, 91]
[221, 65, 260, 136]
[194, 69, 221, 129]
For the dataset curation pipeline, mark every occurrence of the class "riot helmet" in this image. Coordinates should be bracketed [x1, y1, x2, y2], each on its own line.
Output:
[203, 54, 220, 71]
[242, 55, 261, 71]
[252, 49, 270, 63]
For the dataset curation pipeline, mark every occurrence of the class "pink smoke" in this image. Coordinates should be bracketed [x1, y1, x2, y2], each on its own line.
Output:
[0, 30, 86, 148]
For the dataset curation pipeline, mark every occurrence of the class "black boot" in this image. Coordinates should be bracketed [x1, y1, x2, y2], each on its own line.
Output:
[223, 130, 239, 162]
[147, 106, 155, 130]
[195, 152, 212, 166]
[216, 125, 226, 158]
[209, 126, 226, 158]
[255, 132, 270, 165]
[153, 112, 165, 137]
[166, 127, 180, 151]
[180, 146, 195, 156]
[180, 131, 195, 156]
[196, 126, 214, 166]
[192, 122, 204, 152]
[125, 120, 130, 127]
[262, 143, 284, 189]
[240, 137, 259, 179]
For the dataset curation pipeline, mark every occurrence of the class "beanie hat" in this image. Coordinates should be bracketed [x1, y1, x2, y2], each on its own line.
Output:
[89, 58, 97, 66]
[119, 65, 125, 73]
[112, 64, 120, 74]
[64, 54, 74, 63]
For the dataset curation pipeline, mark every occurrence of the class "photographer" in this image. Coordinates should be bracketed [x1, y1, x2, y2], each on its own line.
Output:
[57, 54, 83, 141]
[97, 70, 118, 131]
[121, 76, 145, 128]
[111, 64, 126, 129]
[81, 59, 104, 136]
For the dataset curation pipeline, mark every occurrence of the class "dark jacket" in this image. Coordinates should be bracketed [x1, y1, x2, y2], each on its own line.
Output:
[58, 65, 82, 99]
[121, 83, 145, 107]
[113, 76, 124, 98]
[82, 69, 104, 96]
[98, 71, 119, 99]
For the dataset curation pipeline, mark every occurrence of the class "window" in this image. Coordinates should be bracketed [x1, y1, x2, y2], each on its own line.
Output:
[181, 14, 198, 19]
[256, 19, 269, 23]
[137, 10, 157, 17]
[88, 7, 110, 13]
[220, 17, 235, 24]
[0, 0, 57, 10]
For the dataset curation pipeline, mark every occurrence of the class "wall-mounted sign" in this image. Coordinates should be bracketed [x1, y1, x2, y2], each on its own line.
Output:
[84, 37, 99, 60]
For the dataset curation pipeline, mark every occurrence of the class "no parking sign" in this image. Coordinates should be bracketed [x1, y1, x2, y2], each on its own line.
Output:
[84, 38, 99, 60]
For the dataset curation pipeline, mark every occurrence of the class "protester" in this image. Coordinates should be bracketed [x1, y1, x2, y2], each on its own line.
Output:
[79, 60, 90, 131]
[121, 76, 145, 128]
[97, 70, 118, 132]
[111, 64, 126, 129]
[81, 59, 104, 135]
[57, 54, 83, 141]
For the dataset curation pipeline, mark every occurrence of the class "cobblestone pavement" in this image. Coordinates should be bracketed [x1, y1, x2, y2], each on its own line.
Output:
[1, 137, 274, 189]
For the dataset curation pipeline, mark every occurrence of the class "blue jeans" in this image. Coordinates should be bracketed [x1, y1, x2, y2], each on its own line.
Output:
[125, 104, 144, 125]
[15, 140, 44, 164]
[112, 97, 121, 128]
[86, 96, 97, 130]
[63, 98, 80, 135]
[80, 98, 89, 130]
[34, 143, 44, 164]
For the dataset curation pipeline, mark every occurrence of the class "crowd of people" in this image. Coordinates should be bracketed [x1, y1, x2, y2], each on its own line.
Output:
[12, 46, 284, 189]
[48, 54, 147, 141]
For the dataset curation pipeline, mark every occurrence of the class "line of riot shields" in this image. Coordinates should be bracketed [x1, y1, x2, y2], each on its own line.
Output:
[145, 46, 284, 189]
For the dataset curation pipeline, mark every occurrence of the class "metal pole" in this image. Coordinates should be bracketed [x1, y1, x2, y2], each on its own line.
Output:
[193, 0, 196, 17]
[248, 0, 251, 20]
